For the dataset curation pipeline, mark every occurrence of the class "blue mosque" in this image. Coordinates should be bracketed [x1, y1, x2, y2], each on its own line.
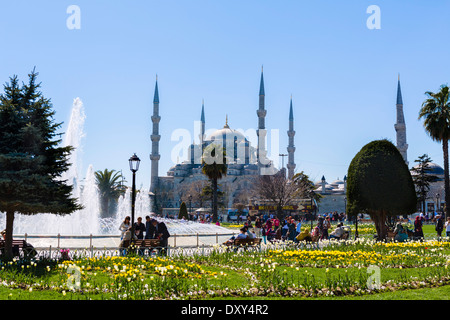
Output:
[149, 69, 295, 214]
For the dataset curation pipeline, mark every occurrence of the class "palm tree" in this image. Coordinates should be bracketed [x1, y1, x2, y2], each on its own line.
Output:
[94, 169, 126, 218]
[201, 144, 227, 223]
[419, 85, 450, 219]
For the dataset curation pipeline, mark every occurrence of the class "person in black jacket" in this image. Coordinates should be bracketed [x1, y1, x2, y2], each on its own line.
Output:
[145, 216, 155, 239]
[134, 217, 146, 240]
[151, 218, 170, 256]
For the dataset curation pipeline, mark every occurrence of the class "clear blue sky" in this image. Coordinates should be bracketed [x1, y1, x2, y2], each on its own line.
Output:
[1, 1, 449, 189]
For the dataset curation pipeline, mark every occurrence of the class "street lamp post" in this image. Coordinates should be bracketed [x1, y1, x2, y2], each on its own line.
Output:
[129, 153, 141, 243]
[189, 194, 193, 220]
[436, 193, 440, 217]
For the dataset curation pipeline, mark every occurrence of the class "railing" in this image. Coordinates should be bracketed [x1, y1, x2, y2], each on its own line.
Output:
[18, 239, 307, 261]
[12, 232, 240, 251]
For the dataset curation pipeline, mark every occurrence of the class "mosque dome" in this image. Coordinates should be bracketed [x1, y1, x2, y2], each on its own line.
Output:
[207, 127, 247, 143]
[206, 117, 247, 143]
[411, 162, 445, 176]
[331, 179, 345, 185]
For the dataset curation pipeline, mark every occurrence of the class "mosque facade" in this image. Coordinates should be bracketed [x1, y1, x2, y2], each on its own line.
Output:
[149, 69, 296, 215]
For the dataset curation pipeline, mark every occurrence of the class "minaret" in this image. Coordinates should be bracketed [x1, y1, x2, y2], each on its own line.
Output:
[200, 99, 205, 145]
[394, 74, 408, 166]
[287, 96, 296, 180]
[150, 76, 161, 193]
[257, 66, 267, 172]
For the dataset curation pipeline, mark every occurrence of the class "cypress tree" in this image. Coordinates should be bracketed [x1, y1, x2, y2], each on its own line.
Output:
[178, 202, 188, 220]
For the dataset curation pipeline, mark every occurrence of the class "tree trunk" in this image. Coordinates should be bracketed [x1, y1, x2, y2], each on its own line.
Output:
[371, 210, 387, 241]
[4, 210, 15, 260]
[276, 204, 283, 221]
[443, 139, 450, 220]
[212, 178, 218, 223]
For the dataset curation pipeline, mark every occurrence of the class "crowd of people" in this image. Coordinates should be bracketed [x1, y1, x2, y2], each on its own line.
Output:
[227, 212, 350, 245]
[118, 216, 170, 256]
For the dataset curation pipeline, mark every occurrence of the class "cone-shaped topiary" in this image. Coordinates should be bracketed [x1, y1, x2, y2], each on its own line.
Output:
[178, 201, 189, 220]
[346, 139, 417, 240]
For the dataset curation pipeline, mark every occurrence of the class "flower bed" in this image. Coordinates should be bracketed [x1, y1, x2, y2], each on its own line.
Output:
[0, 238, 449, 299]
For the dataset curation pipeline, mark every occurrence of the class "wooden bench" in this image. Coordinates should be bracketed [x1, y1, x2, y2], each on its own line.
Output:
[120, 239, 161, 249]
[119, 239, 165, 255]
[386, 228, 414, 242]
[233, 238, 262, 247]
[0, 240, 37, 258]
[224, 238, 262, 252]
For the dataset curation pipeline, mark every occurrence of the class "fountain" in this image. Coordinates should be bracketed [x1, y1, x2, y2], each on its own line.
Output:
[0, 97, 233, 247]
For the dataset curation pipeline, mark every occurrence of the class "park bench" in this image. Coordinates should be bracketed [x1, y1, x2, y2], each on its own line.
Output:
[119, 239, 165, 256]
[233, 238, 261, 247]
[386, 227, 414, 242]
[224, 237, 262, 252]
[0, 239, 37, 258]
[120, 239, 161, 250]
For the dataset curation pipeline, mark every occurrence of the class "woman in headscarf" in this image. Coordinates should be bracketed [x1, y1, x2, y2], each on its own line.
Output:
[414, 216, 424, 240]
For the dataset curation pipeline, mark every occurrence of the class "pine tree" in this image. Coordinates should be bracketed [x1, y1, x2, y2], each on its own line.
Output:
[0, 70, 81, 259]
[410, 154, 438, 213]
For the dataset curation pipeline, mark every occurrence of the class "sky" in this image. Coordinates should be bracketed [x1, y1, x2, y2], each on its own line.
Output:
[0, 0, 449, 189]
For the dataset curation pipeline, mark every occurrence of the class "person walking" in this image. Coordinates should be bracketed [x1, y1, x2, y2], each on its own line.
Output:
[435, 215, 444, 239]
[414, 215, 424, 240]
[445, 217, 450, 238]
[321, 217, 331, 240]
[261, 225, 267, 244]
[254, 217, 262, 238]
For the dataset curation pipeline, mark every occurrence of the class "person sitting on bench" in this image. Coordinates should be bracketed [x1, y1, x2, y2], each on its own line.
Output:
[393, 222, 408, 242]
[119, 227, 136, 256]
[329, 223, 345, 240]
[296, 228, 312, 242]
[224, 228, 247, 246]
[245, 227, 256, 239]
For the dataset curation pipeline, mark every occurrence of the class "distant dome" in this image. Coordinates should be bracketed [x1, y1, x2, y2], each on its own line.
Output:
[412, 162, 445, 176]
[331, 179, 345, 185]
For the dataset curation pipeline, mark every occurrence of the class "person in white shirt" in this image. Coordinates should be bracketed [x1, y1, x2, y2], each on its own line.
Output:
[445, 217, 450, 238]
[119, 216, 131, 240]
[329, 223, 345, 239]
